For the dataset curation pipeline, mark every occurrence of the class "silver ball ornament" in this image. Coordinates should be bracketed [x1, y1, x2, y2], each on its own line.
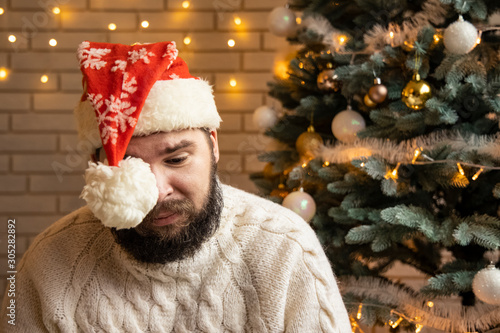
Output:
[268, 7, 297, 38]
[282, 188, 316, 222]
[472, 264, 500, 305]
[252, 105, 278, 130]
[443, 17, 479, 54]
[331, 106, 366, 143]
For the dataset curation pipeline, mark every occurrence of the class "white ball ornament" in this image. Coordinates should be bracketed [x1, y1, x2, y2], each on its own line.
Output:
[472, 264, 500, 305]
[268, 7, 297, 38]
[282, 188, 316, 223]
[443, 16, 479, 54]
[331, 105, 366, 143]
[252, 105, 278, 130]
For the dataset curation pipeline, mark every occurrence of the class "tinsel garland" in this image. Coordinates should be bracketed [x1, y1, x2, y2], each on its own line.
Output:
[320, 131, 500, 164]
[340, 275, 500, 332]
[302, 0, 449, 52]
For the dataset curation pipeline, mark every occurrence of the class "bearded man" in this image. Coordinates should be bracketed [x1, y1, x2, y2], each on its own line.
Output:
[1, 41, 351, 332]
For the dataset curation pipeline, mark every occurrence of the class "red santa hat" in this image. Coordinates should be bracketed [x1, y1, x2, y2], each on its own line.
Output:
[74, 41, 221, 230]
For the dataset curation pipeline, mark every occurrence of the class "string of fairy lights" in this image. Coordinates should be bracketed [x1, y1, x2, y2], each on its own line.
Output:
[377, 147, 500, 184]
[0, 2, 246, 88]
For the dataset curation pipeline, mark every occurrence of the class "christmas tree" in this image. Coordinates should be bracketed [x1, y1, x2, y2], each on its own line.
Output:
[252, 0, 500, 331]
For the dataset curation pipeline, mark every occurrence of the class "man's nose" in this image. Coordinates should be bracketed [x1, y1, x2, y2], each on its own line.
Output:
[150, 166, 174, 200]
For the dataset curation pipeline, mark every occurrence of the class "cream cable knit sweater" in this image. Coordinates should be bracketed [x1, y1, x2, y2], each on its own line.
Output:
[1, 185, 351, 332]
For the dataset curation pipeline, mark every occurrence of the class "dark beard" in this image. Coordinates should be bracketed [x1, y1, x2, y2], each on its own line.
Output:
[111, 164, 223, 264]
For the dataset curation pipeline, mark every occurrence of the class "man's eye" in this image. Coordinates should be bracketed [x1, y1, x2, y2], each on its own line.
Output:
[165, 156, 188, 165]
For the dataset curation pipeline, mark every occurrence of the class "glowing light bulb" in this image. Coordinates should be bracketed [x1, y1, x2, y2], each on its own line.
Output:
[296, 17, 302, 24]
[108, 23, 117, 31]
[389, 31, 394, 39]
[234, 17, 241, 25]
[274, 61, 289, 80]
[476, 37, 481, 45]
[0, 68, 8, 80]
[0, 7, 5, 15]
[389, 317, 403, 328]
[229, 79, 237, 87]
[40, 75, 49, 83]
[472, 168, 484, 181]
[227, 39, 235, 47]
[391, 163, 400, 177]
[433, 34, 440, 43]
[338, 35, 347, 45]
[415, 324, 423, 333]
[141, 20, 149, 28]
[426, 301, 434, 308]
[183, 36, 191, 45]
[8, 35, 16, 43]
[356, 304, 363, 320]
[457, 163, 465, 176]
[412, 148, 422, 163]
[182, 1, 190, 8]
[52, 7, 60, 14]
[360, 162, 365, 167]
[323, 161, 330, 167]
[49, 38, 57, 47]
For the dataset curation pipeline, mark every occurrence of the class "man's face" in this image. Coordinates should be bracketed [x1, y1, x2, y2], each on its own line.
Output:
[110, 128, 224, 264]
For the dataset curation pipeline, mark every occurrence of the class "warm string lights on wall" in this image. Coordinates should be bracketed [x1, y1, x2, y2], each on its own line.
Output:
[0, 4, 246, 89]
[0, 68, 8, 80]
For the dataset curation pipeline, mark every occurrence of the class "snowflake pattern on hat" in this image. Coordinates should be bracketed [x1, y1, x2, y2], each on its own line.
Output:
[77, 41, 179, 167]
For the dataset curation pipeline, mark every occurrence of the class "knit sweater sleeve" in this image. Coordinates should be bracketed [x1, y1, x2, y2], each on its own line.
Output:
[0, 264, 48, 332]
[223, 186, 352, 333]
[0, 207, 109, 332]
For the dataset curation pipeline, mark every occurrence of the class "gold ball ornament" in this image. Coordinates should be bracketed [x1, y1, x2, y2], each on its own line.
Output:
[368, 78, 388, 103]
[317, 69, 341, 92]
[296, 125, 324, 160]
[364, 94, 377, 108]
[401, 73, 432, 110]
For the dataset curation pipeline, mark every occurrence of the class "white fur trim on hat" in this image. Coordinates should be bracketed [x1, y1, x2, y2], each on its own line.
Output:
[81, 157, 159, 229]
[75, 78, 221, 152]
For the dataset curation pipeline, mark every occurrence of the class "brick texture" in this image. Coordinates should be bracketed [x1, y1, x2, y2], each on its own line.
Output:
[90, 0, 164, 10]
[0, 93, 31, 111]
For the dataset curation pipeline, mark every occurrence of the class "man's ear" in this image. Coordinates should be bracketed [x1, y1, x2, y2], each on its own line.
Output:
[209, 129, 220, 163]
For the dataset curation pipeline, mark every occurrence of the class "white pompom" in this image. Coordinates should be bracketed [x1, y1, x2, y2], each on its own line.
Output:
[81, 157, 159, 229]
[443, 17, 478, 54]
[253, 105, 278, 130]
[268, 7, 297, 38]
